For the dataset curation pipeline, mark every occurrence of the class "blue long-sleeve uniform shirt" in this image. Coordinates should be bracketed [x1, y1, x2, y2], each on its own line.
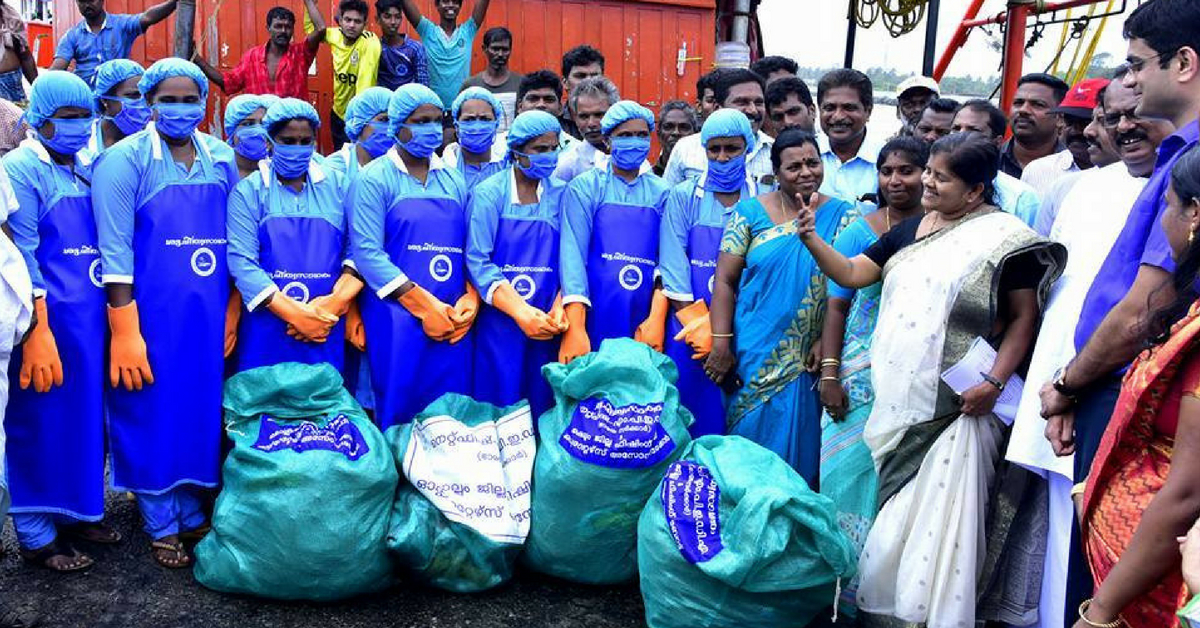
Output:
[658, 175, 754, 303]
[92, 126, 236, 285]
[466, 168, 567, 304]
[3, 138, 96, 298]
[559, 164, 670, 306]
[226, 160, 351, 311]
[350, 149, 468, 297]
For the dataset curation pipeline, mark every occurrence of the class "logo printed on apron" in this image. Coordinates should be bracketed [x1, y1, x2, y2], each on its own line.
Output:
[511, 274, 536, 299]
[191, 247, 217, 277]
[429, 253, 453, 282]
[618, 264, 643, 292]
[89, 258, 103, 288]
[281, 281, 311, 303]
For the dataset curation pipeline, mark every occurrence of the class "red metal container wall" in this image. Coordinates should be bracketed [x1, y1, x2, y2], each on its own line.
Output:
[53, 0, 715, 151]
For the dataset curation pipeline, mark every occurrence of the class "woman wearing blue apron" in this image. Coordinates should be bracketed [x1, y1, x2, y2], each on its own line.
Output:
[83, 59, 150, 162]
[350, 84, 478, 430]
[325, 86, 392, 408]
[659, 109, 759, 438]
[443, 86, 506, 188]
[223, 93, 278, 181]
[92, 58, 237, 569]
[558, 100, 670, 363]
[227, 98, 360, 373]
[466, 110, 568, 416]
[3, 71, 111, 572]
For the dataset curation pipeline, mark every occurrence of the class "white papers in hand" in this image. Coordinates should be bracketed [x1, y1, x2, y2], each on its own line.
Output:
[940, 337, 1024, 425]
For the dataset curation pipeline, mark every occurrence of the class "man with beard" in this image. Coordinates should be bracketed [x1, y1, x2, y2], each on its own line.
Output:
[662, 68, 775, 191]
[400, 0, 493, 108]
[653, 100, 698, 176]
[193, 1, 326, 99]
[1000, 72, 1069, 178]
[1021, 78, 1109, 197]
[817, 68, 881, 202]
[461, 27, 522, 133]
[552, 75, 620, 182]
[765, 76, 816, 136]
[51, 0, 179, 87]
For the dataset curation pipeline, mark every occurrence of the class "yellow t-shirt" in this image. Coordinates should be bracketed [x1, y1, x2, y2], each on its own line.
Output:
[319, 26, 381, 117]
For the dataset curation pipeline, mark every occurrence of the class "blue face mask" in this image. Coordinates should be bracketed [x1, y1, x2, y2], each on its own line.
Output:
[609, 136, 651, 171]
[40, 117, 94, 156]
[233, 125, 270, 161]
[270, 142, 314, 179]
[456, 119, 499, 154]
[101, 96, 151, 135]
[705, 153, 747, 193]
[397, 122, 443, 159]
[359, 122, 394, 158]
[514, 149, 560, 180]
[153, 102, 205, 139]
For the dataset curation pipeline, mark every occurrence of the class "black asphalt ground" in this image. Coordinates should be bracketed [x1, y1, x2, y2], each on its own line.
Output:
[0, 492, 648, 628]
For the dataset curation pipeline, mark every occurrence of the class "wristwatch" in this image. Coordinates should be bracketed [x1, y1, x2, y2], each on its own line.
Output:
[1053, 366, 1082, 403]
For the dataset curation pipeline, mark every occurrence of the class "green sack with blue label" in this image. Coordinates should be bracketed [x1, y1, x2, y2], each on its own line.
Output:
[637, 435, 858, 628]
[523, 337, 694, 584]
[194, 363, 398, 601]
[385, 393, 536, 592]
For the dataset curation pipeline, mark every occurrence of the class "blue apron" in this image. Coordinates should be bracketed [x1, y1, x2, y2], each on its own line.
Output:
[6, 192, 106, 519]
[585, 197, 660, 343]
[664, 222, 726, 437]
[473, 215, 559, 417]
[361, 196, 472, 430]
[107, 154, 228, 493]
[235, 216, 345, 373]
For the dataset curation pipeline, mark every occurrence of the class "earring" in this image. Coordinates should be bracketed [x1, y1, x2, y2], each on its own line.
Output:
[1190, 230, 1196, 246]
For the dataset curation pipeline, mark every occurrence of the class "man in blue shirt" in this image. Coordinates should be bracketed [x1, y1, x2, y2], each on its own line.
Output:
[399, 0, 492, 109]
[375, 0, 428, 89]
[816, 68, 882, 203]
[50, 0, 179, 87]
[1037, 2, 1200, 625]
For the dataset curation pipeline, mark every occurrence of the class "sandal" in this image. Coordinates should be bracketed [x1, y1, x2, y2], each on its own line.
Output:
[61, 522, 122, 545]
[178, 524, 211, 544]
[19, 540, 94, 573]
[150, 537, 192, 569]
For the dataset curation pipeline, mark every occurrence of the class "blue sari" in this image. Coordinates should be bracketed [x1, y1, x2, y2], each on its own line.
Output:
[720, 196, 857, 486]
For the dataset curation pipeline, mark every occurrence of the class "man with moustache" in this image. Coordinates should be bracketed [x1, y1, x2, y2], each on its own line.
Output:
[1000, 73, 1070, 178]
[1021, 78, 1110, 197]
[551, 75, 620, 182]
[653, 100, 698, 176]
[949, 99, 1042, 226]
[913, 97, 962, 145]
[765, 76, 816, 137]
[461, 27, 522, 133]
[817, 68, 882, 202]
[662, 68, 776, 191]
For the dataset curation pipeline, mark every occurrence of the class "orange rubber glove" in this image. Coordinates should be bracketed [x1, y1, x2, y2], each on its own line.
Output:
[108, 301, 154, 391]
[548, 293, 569, 333]
[492, 282, 559, 340]
[19, 298, 64, 393]
[558, 302, 590, 364]
[448, 283, 480, 344]
[269, 292, 337, 342]
[633, 289, 669, 352]
[398, 284, 457, 341]
[224, 289, 241, 358]
[344, 299, 366, 351]
[673, 300, 712, 361]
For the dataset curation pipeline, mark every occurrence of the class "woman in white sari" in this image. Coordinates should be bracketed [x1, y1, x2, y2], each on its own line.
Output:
[796, 133, 1065, 628]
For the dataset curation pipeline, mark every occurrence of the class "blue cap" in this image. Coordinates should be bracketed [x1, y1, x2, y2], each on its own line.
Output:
[506, 110, 561, 150]
[223, 94, 273, 138]
[138, 57, 209, 101]
[26, 70, 93, 128]
[345, 86, 392, 141]
[388, 83, 444, 136]
[263, 98, 321, 136]
[93, 59, 144, 101]
[700, 108, 756, 153]
[600, 100, 655, 136]
[452, 86, 503, 121]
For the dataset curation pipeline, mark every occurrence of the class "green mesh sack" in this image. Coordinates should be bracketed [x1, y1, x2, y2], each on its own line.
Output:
[194, 363, 398, 601]
[523, 337, 694, 584]
[637, 435, 858, 628]
[385, 393, 536, 592]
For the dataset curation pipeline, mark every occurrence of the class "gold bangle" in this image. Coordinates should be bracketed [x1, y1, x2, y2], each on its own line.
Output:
[711, 332, 733, 338]
[820, 358, 841, 367]
[818, 376, 840, 384]
[1078, 600, 1124, 628]
[1071, 481, 1088, 498]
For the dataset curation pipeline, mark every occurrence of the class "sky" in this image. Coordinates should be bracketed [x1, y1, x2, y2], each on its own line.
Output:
[758, 0, 1135, 79]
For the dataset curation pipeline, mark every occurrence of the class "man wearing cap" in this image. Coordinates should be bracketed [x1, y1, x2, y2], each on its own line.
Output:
[1020, 77, 1110, 198]
[895, 75, 939, 138]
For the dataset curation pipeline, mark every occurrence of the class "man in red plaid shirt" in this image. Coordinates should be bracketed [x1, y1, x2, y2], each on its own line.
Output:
[192, 0, 325, 99]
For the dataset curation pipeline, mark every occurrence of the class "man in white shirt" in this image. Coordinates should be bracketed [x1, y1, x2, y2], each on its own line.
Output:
[552, 75, 620, 183]
[816, 68, 882, 202]
[662, 67, 775, 191]
[1021, 77, 1111, 198]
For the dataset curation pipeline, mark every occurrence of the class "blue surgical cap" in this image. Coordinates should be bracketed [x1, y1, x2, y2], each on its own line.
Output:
[223, 94, 271, 138]
[263, 98, 321, 136]
[700, 108, 756, 154]
[93, 59, 144, 101]
[452, 86, 503, 122]
[506, 110, 561, 150]
[345, 86, 392, 141]
[388, 84, 444, 136]
[600, 100, 655, 136]
[138, 57, 209, 102]
[26, 70, 94, 128]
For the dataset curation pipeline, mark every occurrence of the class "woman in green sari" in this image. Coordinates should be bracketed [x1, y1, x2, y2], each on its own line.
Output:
[817, 136, 929, 617]
[706, 129, 858, 487]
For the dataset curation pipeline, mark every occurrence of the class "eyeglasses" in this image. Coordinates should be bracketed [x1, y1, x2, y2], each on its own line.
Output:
[1100, 107, 1139, 129]
[1126, 48, 1179, 73]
